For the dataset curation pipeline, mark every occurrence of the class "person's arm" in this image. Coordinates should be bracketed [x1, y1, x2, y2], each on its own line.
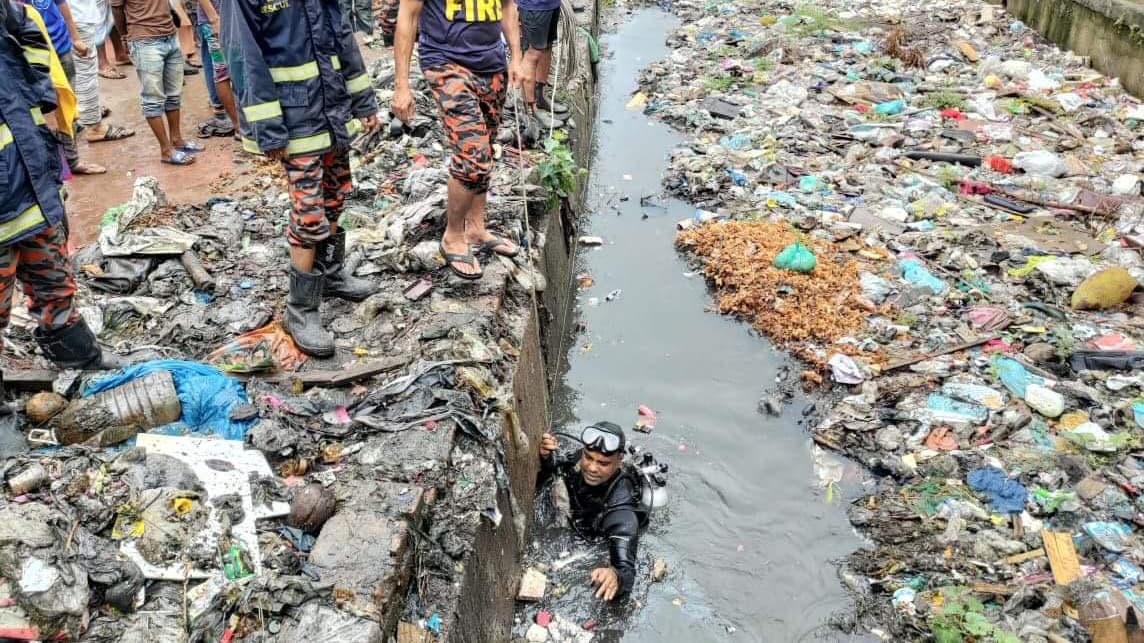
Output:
[195, 0, 218, 31]
[58, 0, 88, 57]
[229, 0, 289, 157]
[500, 0, 527, 89]
[391, 0, 420, 123]
[331, 2, 378, 124]
[110, 0, 126, 44]
[10, 3, 59, 114]
[593, 485, 640, 600]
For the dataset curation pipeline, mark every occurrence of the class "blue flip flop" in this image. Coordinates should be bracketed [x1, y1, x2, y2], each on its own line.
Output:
[162, 149, 196, 165]
[177, 141, 205, 153]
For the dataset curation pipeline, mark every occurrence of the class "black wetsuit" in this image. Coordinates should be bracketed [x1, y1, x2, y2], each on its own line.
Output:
[541, 450, 642, 597]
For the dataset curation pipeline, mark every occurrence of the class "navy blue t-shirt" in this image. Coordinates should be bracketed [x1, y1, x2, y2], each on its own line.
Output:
[417, 0, 506, 74]
[517, 0, 559, 10]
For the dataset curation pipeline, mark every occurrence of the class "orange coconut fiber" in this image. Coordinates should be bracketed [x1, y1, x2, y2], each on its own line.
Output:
[677, 221, 866, 346]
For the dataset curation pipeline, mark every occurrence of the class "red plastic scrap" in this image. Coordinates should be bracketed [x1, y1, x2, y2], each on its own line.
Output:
[958, 180, 992, 196]
[535, 611, 552, 627]
[984, 155, 1014, 174]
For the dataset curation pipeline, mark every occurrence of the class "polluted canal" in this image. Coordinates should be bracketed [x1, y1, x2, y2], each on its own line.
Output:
[514, 8, 863, 641]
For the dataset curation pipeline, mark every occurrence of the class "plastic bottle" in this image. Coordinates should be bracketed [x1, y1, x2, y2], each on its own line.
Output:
[53, 370, 181, 445]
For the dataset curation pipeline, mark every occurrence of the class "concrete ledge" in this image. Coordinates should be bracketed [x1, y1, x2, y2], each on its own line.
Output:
[1005, 0, 1144, 97]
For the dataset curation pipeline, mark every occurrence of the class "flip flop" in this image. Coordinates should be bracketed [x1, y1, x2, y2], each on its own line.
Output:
[71, 161, 106, 175]
[99, 67, 126, 79]
[440, 241, 482, 280]
[86, 124, 134, 143]
[162, 149, 196, 165]
[474, 235, 520, 258]
[177, 141, 205, 153]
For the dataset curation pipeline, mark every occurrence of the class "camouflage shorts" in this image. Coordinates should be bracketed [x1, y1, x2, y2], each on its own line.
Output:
[0, 224, 78, 333]
[425, 63, 506, 194]
[282, 149, 352, 248]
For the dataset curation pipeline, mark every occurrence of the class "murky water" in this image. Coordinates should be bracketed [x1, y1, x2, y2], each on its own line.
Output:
[520, 8, 867, 641]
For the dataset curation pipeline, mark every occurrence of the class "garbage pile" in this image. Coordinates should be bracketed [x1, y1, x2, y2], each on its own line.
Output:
[0, 47, 578, 641]
[641, 0, 1144, 638]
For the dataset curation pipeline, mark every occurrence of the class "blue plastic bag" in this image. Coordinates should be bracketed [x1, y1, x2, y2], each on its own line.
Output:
[966, 467, 1027, 514]
[84, 360, 254, 441]
[991, 355, 1044, 399]
[897, 258, 947, 295]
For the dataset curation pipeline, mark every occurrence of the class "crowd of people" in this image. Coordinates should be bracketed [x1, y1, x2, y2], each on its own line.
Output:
[2, 0, 567, 357]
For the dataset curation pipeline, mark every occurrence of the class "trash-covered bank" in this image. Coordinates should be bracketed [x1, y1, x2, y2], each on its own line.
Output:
[635, 0, 1143, 639]
[0, 17, 595, 640]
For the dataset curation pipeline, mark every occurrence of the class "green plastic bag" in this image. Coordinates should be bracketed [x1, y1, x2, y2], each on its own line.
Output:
[773, 241, 816, 273]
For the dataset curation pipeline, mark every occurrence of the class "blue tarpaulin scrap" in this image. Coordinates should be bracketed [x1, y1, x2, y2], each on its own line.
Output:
[966, 467, 1028, 514]
[83, 360, 253, 440]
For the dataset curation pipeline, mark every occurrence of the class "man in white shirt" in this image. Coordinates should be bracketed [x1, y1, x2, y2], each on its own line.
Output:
[67, 0, 134, 142]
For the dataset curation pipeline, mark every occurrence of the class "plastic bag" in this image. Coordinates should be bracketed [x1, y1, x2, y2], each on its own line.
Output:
[1013, 150, 1067, 178]
[208, 321, 308, 373]
[897, 258, 946, 294]
[991, 355, 1044, 398]
[773, 241, 816, 273]
[84, 360, 253, 440]
[966, 467, 1027, 514]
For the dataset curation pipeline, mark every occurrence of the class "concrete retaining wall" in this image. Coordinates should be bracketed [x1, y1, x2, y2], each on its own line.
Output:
[425, 3, 599, 641]
[1005, 0, 1144, 97]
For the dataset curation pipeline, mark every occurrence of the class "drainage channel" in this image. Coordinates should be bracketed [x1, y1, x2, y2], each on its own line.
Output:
[517, 7, 864, 641]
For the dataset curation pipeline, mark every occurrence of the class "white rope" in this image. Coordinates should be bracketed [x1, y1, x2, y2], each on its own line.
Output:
[546, 21, 562, 142]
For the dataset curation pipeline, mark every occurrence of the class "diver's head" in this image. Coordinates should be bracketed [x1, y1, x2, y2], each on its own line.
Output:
[578, 421, 625, 486]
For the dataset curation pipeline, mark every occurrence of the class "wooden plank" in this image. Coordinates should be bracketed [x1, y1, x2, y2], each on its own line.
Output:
[999, 547, 1045, 565]
[396, 622, 431, 643]
[3, 356, 413, 397]
[1042, 529, 1081, 585]
[227, 355, 412, 388]
[971, 583, 1017, 596]
[884, 336, 997, 372]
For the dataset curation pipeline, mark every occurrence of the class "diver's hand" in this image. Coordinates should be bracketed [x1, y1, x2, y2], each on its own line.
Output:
[539, 433, 558, 458]
[590, 567, 619, 601]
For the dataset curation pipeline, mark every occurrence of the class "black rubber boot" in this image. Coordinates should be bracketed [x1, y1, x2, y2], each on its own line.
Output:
[315, 230, 376, 302]
[34, 318, 124, 370]
[284, 268, 335, 357]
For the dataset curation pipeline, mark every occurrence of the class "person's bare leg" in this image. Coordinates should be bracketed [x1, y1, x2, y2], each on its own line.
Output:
[290, 246, 316, 273]
[97, 44, 113, 75]
[215, 79, 240, 131]
[464, 189, 518, 254]
[443, 178, 480, 276]
[144, 115, 174, 160]
[537, 48, 552, 86]
[522, 48, 542, 107]
[165, 110, 187, 148]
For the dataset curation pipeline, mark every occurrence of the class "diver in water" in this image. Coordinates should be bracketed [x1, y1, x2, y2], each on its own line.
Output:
[539, 421, 649, 602]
